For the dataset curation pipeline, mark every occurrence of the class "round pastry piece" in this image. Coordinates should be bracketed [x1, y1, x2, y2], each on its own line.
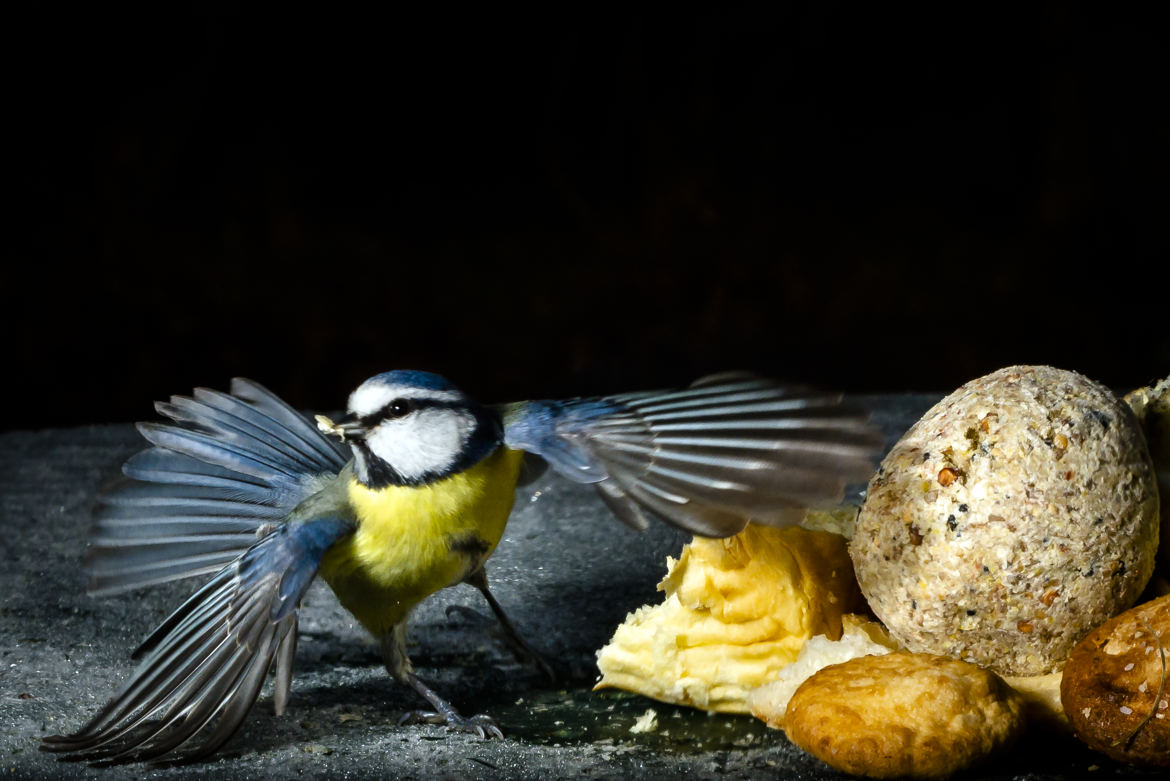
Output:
[851, 365, 1160, 676]
[748, 614, 897, 729]
[785, 652, 1024, 779]
[1061, 595, 1169, 766]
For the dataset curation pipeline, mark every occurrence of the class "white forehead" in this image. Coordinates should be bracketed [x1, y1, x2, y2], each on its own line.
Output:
[347, 380, 462, 417]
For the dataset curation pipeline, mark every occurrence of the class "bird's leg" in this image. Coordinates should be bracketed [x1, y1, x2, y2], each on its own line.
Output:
[463, 568, 556, 682]
[379, 623, 503, 739]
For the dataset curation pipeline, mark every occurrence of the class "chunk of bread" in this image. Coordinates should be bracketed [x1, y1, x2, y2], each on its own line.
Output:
[595, 524, 863, 713]
[748, 614, 897, 729]
[785, 652, 1024, 779]
[1061, 594, 1169, 766]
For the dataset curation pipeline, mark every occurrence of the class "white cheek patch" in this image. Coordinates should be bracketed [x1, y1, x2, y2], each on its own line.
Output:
[363, 408, 475, 482]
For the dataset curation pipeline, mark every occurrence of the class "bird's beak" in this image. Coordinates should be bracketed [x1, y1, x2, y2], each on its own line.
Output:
[314, 413, 367, 443]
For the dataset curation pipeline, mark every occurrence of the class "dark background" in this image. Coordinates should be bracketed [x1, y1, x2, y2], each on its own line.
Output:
[9, 7, 1168, 432]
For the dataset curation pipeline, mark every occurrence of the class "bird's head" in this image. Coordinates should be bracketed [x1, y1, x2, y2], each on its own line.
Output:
[318, 370, 502, 488]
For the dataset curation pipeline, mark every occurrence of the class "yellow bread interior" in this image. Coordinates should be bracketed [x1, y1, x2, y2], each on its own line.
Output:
[1001, 671, 1067, 728]
[595, 523, 863, 713]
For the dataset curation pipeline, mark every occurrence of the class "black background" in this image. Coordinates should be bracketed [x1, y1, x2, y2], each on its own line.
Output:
[9, 7, 1168, 431]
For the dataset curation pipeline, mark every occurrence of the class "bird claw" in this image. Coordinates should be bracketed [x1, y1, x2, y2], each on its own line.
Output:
[398, 709, 504, 739]
[462, 714, 505, 740]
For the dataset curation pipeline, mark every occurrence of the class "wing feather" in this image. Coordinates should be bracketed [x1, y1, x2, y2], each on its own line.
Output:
[504, 375, 882, 536]
[86, 379, 348, 595]
[42, 518, 352, 764]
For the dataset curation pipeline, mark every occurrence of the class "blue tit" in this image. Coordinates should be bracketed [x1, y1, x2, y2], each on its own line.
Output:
[42, 370, 881, 763]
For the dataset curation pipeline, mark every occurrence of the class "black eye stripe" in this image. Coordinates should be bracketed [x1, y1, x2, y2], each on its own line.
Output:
[361, 397, 466, 426]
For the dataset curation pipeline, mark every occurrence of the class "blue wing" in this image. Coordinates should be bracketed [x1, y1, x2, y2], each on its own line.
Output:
[42, 517, 353, 764]
[85, 379, 349, 595]
[502, 374, 882, 536]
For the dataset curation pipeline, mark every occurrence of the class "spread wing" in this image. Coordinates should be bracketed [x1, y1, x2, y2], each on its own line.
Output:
[42, 518, 353, 764]
[86, 378, 349, 596]
[502, 374, 882, 536]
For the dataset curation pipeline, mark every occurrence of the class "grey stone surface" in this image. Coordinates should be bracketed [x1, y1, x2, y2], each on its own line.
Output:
[0, 395, 1161, 779]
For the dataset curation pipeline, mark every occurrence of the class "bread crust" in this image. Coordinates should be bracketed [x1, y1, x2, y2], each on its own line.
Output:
[785, 652, 1023, 779]
[1061, 595, 1170, 766]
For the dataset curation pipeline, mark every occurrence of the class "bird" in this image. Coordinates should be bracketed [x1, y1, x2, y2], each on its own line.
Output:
[41, 370, 882, 763]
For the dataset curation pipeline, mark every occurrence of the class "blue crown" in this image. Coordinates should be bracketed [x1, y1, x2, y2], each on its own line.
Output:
[367, 370, 460, 392]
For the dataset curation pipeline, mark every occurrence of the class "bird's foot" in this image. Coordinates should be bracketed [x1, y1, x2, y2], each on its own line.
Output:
[398, 709, 504, 740]
[398, 670, 506, 739]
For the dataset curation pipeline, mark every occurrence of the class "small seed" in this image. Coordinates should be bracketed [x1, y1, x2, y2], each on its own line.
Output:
[1017, 621, 1034, 633]
[938, 467, 958, 486]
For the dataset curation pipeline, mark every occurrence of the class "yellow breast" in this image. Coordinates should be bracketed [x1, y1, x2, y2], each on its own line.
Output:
[319, 447, 525, 635]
